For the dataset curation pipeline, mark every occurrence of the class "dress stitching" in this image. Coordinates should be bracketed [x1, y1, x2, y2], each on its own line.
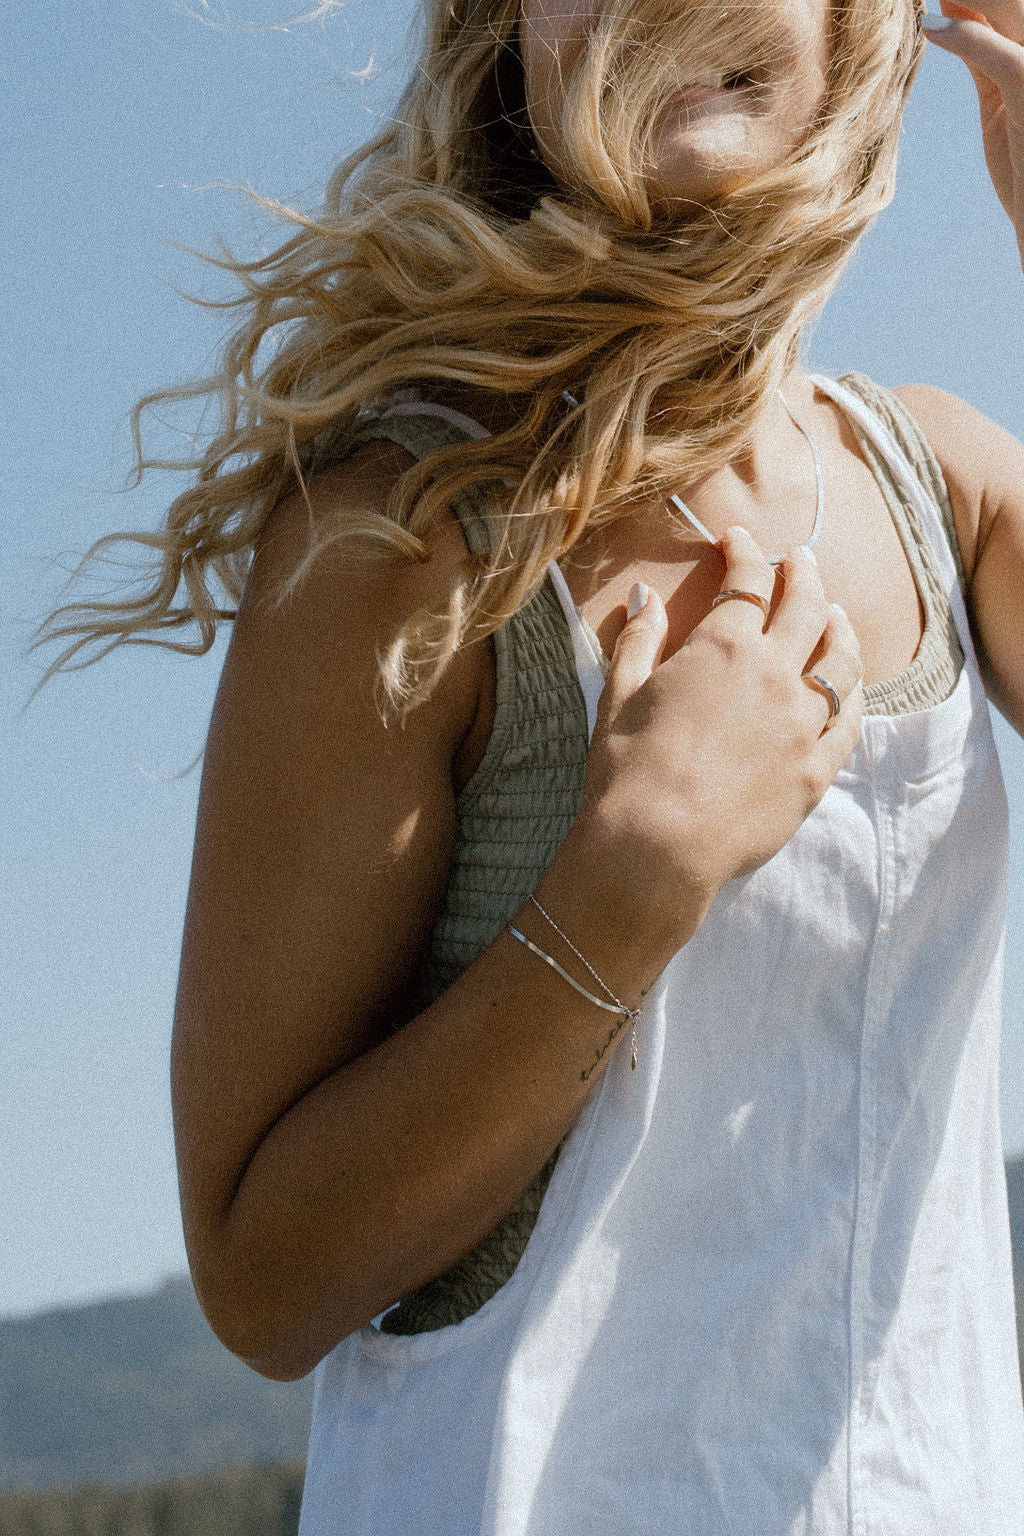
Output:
[847, 776, 900, 1536]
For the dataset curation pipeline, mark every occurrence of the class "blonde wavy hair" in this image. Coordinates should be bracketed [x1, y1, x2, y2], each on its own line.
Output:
[38, 0, 924, 716]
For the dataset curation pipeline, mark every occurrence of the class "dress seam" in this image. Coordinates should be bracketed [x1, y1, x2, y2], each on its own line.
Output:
[848, 775, 899, 1536]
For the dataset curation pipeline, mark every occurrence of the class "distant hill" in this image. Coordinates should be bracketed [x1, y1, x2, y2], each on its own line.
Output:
[0, 1460, 306, 1536]
[2, 1158, 1022, 1493]
[0, 1277, 312, 1491]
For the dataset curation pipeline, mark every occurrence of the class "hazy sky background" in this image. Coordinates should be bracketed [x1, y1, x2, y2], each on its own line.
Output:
[4, 0, 1024, 1321]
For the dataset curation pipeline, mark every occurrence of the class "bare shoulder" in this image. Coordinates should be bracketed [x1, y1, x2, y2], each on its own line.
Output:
[892, 384, 1024, 582]
[253, 437, 472, 585]
[235, 437, 489, 767]
[248, 439, 475, 676]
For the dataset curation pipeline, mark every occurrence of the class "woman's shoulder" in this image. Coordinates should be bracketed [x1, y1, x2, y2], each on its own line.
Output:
[887, 382, 1024, 584]
[889, 378, 1020, 465]
[251, 436, 468, 623]
[236, 438, 492, 785]
[833, 371, 1023, 585]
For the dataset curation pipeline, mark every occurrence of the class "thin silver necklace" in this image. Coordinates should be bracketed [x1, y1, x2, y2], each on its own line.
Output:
[665, 389, 824, 566]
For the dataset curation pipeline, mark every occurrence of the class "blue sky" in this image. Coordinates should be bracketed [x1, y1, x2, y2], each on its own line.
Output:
[4, 0, 1024, 1321]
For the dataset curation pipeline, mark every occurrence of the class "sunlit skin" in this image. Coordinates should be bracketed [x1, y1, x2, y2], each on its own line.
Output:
[169, 0, 1024, 1384]
[516, 0, 899, 686]
[512, 0, 887, 685]
[922, 0, 1024, 266]
[519, 0, 831, 201]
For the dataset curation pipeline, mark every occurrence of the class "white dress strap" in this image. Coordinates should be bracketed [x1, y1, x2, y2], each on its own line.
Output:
[545, 562, 607, 742]
[809, 373, 979, 675]
[376, 399, 492, 441]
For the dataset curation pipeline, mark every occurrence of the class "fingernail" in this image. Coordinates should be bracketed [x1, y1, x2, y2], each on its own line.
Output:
[803, 545, 818, 567]
[627, 581, 650, 620]
[725, 525, 751, 540]
[920, 13, 954, 29]
[829, 601, 849, 622]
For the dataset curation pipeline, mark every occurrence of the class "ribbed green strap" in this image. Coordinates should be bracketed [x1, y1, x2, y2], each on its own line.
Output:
[306, 410, 494, 555]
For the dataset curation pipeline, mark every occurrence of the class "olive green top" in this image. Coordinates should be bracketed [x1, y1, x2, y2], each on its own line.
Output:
[313, 372, 966, 1334]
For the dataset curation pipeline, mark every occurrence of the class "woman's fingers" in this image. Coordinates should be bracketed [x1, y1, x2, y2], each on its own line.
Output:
[583, 546, 865, 905]
[763, 558, 863, 742]
[801, 603, 864, 738]
[922, 5, 1024, 256]
[766, 546, 829, 663]
[923, 12, 1024, 93]
[600, 581, 668, 717]
[710, 527, 777, 630]
[599, 535, 864, 776]
[939, 0, 1024, 47]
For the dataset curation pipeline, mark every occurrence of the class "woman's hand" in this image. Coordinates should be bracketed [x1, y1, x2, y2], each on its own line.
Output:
[922, 0, 1024, 267]
[571, 527, 863, 940]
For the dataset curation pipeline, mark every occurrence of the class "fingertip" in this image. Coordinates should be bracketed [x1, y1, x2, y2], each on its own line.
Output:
[786, 543, 822, 583]
[604, 579, 667, 699]
[611, 585, 654, 662]
[626, 580, 651, 621]
[827, 602, 862, 659]
[719, 526, 773, 568]
[848, 675, 867, 725]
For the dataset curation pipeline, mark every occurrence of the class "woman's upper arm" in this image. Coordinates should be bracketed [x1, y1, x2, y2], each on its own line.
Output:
[172, 443, 486, 1269]
[893, 383, 1024, 732]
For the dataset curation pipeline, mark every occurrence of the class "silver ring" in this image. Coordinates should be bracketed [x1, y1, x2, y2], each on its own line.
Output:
[806, 673, 841, 729]
[711, 588, 771, 621]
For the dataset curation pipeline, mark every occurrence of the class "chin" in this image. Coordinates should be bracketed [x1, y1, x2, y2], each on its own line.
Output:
[647, 122, 764, 205]
[646, 163, 756, 208]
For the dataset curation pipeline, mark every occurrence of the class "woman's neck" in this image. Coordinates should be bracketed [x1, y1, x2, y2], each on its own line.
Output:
[434, 363, 820, 468]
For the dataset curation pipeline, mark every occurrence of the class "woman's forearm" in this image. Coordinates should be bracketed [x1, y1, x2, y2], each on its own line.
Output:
[191, 821, 701, 1380]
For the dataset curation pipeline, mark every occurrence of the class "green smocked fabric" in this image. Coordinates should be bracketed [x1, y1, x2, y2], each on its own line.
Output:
[313, 375, 965, 1336]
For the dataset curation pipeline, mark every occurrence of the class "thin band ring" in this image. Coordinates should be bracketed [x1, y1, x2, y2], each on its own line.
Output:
[805, 673, 841, 729]
[711, 589, 771, 621]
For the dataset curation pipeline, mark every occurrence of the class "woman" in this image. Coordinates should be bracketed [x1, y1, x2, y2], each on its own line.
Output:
[40, 0, 1024, 1526]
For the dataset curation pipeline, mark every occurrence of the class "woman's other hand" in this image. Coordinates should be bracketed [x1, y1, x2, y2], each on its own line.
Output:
[568, 527, 863, 954]
[921, 0, 1024, 268]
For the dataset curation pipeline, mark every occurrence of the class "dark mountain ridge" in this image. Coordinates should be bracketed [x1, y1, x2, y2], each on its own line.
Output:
[0, 1277, 312, 1491]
